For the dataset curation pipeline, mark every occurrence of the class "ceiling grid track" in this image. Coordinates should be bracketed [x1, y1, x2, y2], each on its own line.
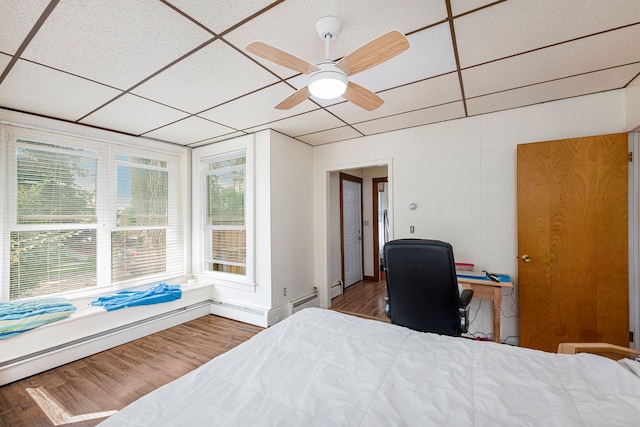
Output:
[445, 0, 468, 118]
[0, 1, 638, 146]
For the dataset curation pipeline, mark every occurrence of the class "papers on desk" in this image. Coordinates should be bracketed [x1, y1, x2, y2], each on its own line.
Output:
[456, 271, 511, 283]
[455, 270, 486, 278]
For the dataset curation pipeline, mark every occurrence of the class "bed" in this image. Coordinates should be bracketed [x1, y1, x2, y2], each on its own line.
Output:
[99, 308, 640, 426]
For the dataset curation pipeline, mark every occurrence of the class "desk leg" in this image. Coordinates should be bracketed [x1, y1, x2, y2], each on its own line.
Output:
[492, 287, 501, 343]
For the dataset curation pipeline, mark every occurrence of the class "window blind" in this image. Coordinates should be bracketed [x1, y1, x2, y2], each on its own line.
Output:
[203, 150, 246, 275]
[113, 154, 172, 283]
[1, 125, 185, 301]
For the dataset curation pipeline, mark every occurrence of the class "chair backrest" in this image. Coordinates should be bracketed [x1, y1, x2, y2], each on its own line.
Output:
[384, 238, 462, 335]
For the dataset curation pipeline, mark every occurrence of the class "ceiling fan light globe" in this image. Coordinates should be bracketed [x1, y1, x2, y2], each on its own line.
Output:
[308, 69, 348, 99]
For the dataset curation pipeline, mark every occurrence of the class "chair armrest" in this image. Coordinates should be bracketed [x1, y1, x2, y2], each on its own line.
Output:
[384, 296, 390, 319]
[458, 289, 473, 334]
[459, 289, 473, 307]
[557, 342, 640, 361]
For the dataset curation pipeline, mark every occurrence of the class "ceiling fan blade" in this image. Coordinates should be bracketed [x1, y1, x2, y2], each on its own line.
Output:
[246, 41, 319, 75]
[342, 81, 384, 111]
[336, 30, 409, 76]
[275, 86, 311, 110]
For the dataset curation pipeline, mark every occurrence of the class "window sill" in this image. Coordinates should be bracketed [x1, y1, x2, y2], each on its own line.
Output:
[1, 281, 213, 369]
[198, 274, 256, 291]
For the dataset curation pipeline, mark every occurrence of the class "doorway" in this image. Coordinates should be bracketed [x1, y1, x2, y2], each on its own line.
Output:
[340, 173, 363, 288]
[325, 162, 392, 305]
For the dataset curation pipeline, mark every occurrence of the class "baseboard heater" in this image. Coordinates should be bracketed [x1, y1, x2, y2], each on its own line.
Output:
[209, 299, 266, 316]
[288, 289, 319, 314]
[0, 300, 210, 370]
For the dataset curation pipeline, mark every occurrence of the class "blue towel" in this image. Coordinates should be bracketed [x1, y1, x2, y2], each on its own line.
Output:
[91, 283, 182, 312]
[0, 298, 77, 339]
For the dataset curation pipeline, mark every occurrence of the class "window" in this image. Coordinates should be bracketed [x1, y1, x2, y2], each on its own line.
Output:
[2, 125, 185, 301]
[112, 155, 169, 283]
[203, 151, 246, 275]
[194, 136, 254, 287]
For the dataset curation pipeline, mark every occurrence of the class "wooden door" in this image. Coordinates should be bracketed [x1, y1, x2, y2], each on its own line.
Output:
[517, 133, 629, 352]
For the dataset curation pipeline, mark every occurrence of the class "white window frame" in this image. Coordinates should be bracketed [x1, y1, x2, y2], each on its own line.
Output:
[192, 135, 255, 288]
[1, 123, 187, 301]
[110, 146, 182, 287]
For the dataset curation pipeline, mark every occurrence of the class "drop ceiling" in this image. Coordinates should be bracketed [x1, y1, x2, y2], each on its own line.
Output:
[1, 0, 639, 147]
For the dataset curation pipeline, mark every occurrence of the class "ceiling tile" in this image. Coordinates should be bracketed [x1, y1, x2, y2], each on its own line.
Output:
[296, 126, 362, 146]
[198, 83, 317, 130]
[225, 0, 447, 79]
[132, 40, 278, 114]
[462, 24, 640, 98]
[166, 0, 275, 34]
[21, 0, 213, 89]
[79, 94, 190, 136]
[450, 0, 498, 17]
[350, 23, 457, 92]
[142, 116, 235, 145]
[467, 64, 640, 116]
[0, 59, 121, 122]
[455, 0, 640, 68]
[353, 102, 465, 135]
[244, 109, 346, 137]
[0, 0, 50, 55]
[328, 72, 462, 123]
[0, 54, 10, 76]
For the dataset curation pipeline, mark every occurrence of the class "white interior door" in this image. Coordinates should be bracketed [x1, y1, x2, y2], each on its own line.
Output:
[342, 178, 363, 287]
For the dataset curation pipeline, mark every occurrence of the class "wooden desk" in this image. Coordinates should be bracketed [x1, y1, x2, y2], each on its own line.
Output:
[457, 276, 513, 343]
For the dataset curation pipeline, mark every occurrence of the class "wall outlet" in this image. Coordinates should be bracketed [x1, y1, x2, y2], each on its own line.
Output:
[283, 287, 287, 296]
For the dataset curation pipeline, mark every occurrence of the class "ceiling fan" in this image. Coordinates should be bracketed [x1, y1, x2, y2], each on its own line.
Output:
[246, 16, 410, 111]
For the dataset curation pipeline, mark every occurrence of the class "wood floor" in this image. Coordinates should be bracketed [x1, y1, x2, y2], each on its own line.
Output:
[330, 279, 388, 321]
[0, 280, 386, 427]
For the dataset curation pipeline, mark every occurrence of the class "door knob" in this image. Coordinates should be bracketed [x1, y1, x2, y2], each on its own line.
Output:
[521, 255, 531, 263]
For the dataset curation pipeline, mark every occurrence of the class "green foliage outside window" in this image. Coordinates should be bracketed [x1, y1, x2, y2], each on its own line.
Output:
[10, 144, 97, 299]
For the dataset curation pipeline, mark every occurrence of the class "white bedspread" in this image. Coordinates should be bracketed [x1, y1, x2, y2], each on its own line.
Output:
[99, 308, 640, 426]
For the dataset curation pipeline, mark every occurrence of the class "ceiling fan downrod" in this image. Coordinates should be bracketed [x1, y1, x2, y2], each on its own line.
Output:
[315, 16, 342, 61]
[324, 33, 332, 60]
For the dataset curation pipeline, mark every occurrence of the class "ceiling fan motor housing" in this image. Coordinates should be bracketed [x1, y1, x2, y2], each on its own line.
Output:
[308, 62, 348, 99]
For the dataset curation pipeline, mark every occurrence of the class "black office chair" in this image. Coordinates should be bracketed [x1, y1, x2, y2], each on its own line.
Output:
[383, 239, 473, 336]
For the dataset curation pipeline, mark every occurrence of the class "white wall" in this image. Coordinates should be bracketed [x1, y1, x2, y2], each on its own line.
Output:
[627, 75, 640, 131]
[254, 131, 273, 309]
[268, 131, 314, 307]
[313, 90, 627, 343]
